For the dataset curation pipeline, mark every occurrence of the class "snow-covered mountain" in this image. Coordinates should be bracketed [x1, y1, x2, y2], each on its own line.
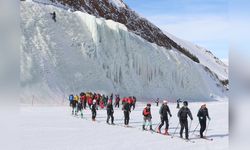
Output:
[20, 1, 228, 104]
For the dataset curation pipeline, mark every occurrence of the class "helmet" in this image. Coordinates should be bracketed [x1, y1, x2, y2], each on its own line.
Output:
[183, 101, 188, 106]
[163, 100, 168, 104]
[147, 103, 151, 107]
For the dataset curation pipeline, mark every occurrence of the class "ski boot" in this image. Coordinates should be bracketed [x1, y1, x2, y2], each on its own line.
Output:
[156, 127, 161, 133]
[163, 129, 169, 135]
[149, 125, 153, 131]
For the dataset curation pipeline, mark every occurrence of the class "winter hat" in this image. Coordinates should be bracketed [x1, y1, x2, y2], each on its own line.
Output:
[183, 101, 188, 106]
[163, 100, 168, 104]
[201, 104, 206, 107]
[147, 103, 151, 107]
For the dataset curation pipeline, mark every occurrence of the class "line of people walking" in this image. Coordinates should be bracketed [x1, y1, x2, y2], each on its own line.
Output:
[69, 93, 210, 140]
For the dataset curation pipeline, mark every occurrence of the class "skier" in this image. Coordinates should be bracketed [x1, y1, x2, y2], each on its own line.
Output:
[82, 94, 87, 109]
[197, 104, 211, 138]
[71, 95, 78, 115]
[110, 93, 113, 102]
[122, 100, 131, 126]
[128, 96, 133, 109]
[106, 100, 114, 124]
[87, 96, 93, 109]
[177, 101, 193, 139]
[50, 11, 56, 22]
[91, 100, 97, 121]
[69, 94, 74, 107]
[176, 98, 182, 109]
[142, 103, 153, 130]
[155, 98, 159, 106]
[76, 101, 83, 118]
[115, 94, 120, 108]
[132, 96, 136, 110]
[100, 99, 105, 109]
[157, 100, 172, 135]
[121, 97, 126, 106]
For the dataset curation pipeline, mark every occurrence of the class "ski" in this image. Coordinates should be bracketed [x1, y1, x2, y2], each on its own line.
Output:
[171, 136, 195, 143]
[142, 129, 155, 134]
[195, 135, 213, 141]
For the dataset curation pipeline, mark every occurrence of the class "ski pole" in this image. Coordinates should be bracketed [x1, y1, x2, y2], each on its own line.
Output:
[154, 122, 161, 131]
[205, 119, 210, 136]
[188, 120, 193, 136]
[171, 122, 179, 138]
[191, 122, 200, 136]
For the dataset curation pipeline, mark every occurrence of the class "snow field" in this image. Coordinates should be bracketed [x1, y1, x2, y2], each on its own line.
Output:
[20, 101, 228, 150]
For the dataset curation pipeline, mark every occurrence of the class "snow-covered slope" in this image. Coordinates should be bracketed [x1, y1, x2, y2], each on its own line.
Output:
[20, 1, 227, 103]
[165, 32, 228, 80]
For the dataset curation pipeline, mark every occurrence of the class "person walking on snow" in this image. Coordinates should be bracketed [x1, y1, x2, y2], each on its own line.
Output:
[106, 100, 114, 124]
[76, 101, 83, 118]
[197, 104, 211, 138]
[178, 101, 193, 139]
[71, 95, 79, 115]
[157, 100, 172, 135]
[91, 100, 97, 121]
[115, 94, 120, 108]
[69, 94, 74, 107]
[122, 100, 131, 126]
[142, 103, 153, 130]
[155, 98, 159, 106]
[132, 96, 136, 110]
[176, 98, 182, 109]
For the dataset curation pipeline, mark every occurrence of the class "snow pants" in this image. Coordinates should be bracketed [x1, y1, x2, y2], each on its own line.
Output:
[180, 119, 189, 139]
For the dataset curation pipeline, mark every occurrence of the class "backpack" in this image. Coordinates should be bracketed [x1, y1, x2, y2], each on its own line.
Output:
[69, 95, 74, 101]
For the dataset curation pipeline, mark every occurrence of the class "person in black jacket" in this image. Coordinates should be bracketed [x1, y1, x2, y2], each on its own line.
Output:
[122, 100, 131, 126]
[157, 100, 172, 135]
[155, 98, 159, 106]
[197, 104, 211, 138]
[176, 98, 182, 109]
[91, 100, 97, 121]
[76, 101, 83, 118]
[106, 100, 114, 124]
[177, 101, 193, 139]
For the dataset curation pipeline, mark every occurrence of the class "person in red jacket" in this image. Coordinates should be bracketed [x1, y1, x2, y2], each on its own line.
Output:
[142, 103, 153, 130]
[128, 96, 133, 108]
[122, 97, 126, 106]
[88, 96, 93, 109]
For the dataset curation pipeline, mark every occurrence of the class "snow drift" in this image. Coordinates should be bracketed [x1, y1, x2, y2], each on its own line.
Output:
[20, 2, 227, 103]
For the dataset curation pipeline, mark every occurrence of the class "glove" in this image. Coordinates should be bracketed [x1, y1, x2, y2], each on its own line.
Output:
[208, 117, 211, 120]
[191, 118, 193, 121]
[170, 114, 172, 117]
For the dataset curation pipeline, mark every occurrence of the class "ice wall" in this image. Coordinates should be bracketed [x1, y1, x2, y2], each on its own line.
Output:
[20, 2, 226, 103]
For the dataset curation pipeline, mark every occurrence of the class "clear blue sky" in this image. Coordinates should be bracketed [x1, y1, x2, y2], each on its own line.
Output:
[123, 0, 228, 60]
